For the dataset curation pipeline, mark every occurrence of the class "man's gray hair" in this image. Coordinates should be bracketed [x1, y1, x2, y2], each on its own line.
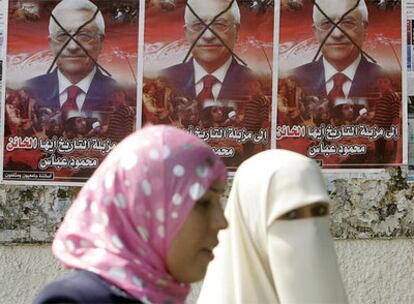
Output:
[184, 0, 241, 25]
[49, 0, 105, 35]
[312, 0, 368, 24]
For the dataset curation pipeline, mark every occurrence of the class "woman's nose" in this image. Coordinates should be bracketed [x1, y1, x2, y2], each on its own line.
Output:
[211, 206, 228, 231]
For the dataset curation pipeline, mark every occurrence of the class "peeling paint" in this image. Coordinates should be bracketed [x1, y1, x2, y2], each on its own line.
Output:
[0, 186, 80, 243]
[1, 168, 414, 243]
[330, 168, 414, 239]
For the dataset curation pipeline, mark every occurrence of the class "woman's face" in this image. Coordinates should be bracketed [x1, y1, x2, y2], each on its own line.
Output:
[166, 179, 228, 283]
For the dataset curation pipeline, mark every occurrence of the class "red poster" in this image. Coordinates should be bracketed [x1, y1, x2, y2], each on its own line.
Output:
[142, 0, 274, 169]
[277, 0, 404, 168]
[2, 0, 139, 184]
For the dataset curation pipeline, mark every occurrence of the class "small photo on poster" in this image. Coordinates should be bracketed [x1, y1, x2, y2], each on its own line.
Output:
[142, 0, 274, 169]
[2, 0, 139, 184]
[277, 0, 404, 169]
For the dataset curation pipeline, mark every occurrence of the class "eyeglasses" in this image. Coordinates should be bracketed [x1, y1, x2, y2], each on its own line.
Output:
[314, 18, 364, 32]
[50, 30, 100, 44]
[186, 20, 235, 34]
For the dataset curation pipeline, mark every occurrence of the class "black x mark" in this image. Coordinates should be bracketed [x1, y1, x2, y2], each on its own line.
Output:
[182, 0, 247, 66]
[312, 0, 376, 63]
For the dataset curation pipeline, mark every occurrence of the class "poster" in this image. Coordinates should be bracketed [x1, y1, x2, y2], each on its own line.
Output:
[1, 0, 139, 184]
[407, 0, 414, 175]
[277, 0, 405, 169]
[0, 0, 4, 58]
[409, 119, 414, 177]
[142, 0, 274, 169]
[408, 1, 414, 97]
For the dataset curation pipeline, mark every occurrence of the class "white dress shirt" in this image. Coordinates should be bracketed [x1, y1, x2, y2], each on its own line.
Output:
[193, 57, 232, 101]
[323, 54, 361, 98]
[57, 67, 97, 111]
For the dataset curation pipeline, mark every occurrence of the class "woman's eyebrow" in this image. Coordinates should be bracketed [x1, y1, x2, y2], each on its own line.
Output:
[208, 187, 225, 194]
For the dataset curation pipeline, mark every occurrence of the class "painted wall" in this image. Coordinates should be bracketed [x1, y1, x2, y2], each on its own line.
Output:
[1, 240, 414, 304]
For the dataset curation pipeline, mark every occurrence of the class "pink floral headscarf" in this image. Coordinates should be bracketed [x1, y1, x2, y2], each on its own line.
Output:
[52, 125, 227, 304]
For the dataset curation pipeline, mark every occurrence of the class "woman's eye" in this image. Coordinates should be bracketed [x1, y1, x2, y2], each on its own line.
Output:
[284, 210, 298, 219]
[197, 199, 211, 208]
[311, 205, 328, 217]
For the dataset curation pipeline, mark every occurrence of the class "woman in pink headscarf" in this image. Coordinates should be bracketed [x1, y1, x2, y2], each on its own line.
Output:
[34, 125, 228, 304]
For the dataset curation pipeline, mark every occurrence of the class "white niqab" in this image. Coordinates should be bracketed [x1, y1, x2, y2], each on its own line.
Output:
[198, 150, 348, 304]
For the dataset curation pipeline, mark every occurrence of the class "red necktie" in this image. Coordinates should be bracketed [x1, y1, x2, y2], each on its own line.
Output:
[61, 85, 80, 112]
[197, 75, 218, 103]
[328, 73, 347, 103]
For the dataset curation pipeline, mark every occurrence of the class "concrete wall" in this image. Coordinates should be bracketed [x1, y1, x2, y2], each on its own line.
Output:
[0, 245, 67, 304]
[2, 169, 414, 243]
[2, 240, 414, 304]
[2, 170, 414, 303]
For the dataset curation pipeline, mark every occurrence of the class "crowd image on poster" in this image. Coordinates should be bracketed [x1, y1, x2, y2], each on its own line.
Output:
[2, 0, 139, 184]
[277, 0, 404, 168]
[142, 0, 274, 169]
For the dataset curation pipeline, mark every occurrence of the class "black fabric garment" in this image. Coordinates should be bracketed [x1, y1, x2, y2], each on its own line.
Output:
[33, 270, 143, 304]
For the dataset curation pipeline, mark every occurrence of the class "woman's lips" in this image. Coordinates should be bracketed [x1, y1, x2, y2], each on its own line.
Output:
[201, 248, 214, 260]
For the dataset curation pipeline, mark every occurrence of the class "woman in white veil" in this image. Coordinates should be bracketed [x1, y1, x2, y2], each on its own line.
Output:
[198, 149, 348, 303]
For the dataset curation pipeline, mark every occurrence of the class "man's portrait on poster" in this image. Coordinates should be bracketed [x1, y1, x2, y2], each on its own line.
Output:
[3, 0, 138, 182]
[290, 0, 384, 99]
[162, 0, 254, 102]
[24, 0, 117, 114]
[278, 0, 402, 165]
[143, 0, 273, 167]
[4, 0, 137, 145]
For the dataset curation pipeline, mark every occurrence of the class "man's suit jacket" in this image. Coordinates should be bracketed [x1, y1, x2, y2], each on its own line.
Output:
[162, 58, 254, 101]
[24, 69, 118, 112]
[290, 56, 385, 98]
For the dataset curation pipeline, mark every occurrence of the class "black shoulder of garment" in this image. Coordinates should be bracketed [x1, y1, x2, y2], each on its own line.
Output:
[33, 270, 143, 304]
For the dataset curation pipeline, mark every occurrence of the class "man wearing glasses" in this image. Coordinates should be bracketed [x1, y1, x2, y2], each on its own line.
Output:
[162, 0, 254, 103]
[290, 0, 384, 100]
[24, 0, 117, 113]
